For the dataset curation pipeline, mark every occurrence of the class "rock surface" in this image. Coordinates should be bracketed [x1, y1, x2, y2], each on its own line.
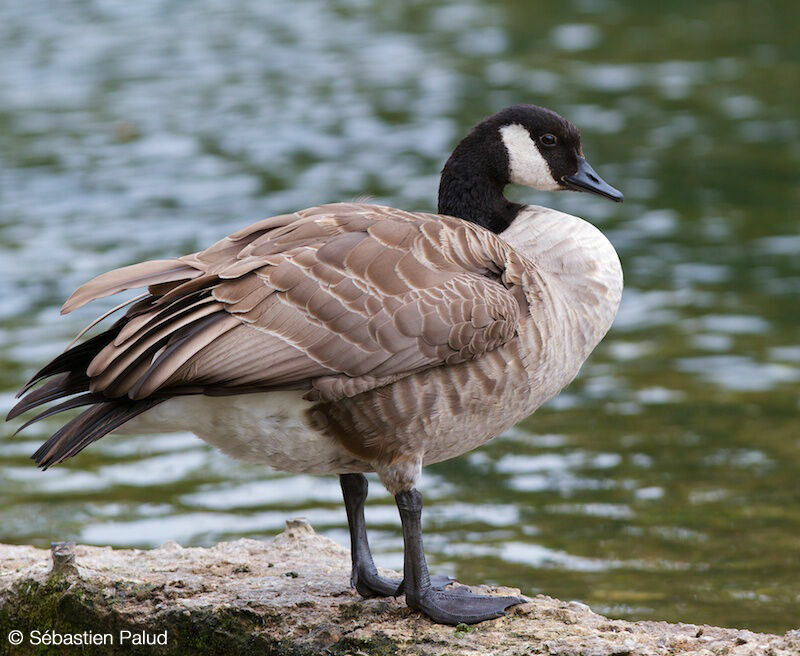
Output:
[0, 519, 798, 655]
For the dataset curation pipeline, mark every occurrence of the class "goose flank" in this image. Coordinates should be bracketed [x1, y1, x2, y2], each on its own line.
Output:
[7, 104, 624, 625]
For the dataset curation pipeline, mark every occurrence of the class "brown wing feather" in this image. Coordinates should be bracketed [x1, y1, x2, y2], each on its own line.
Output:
[61, 260, 200, 314]
[11, 203, 528, 460]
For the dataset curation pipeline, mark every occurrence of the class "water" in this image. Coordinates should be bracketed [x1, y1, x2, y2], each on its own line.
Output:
[1, 0, 799, 635]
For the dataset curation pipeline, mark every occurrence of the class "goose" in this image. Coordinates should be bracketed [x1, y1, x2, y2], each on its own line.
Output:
[7, 104, 624, 625]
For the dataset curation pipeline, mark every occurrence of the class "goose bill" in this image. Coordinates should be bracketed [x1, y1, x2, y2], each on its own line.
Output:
[562, 157, 624, 203]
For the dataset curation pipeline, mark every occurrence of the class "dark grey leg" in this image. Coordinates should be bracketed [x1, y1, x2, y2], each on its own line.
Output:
[339, 473, 453, 598]
[395, 488, 526, 625]
[340, 473, 402, 597]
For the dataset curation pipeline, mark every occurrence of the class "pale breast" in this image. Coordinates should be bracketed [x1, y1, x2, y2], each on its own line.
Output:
[500, 205, 623, 366]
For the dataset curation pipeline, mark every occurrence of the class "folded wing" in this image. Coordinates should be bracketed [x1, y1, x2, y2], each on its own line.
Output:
[9, 202, 528, 466]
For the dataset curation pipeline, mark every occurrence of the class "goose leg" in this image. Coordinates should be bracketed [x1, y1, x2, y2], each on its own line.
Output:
[395, 488, 526, 625]
[340, 473, 453, 598]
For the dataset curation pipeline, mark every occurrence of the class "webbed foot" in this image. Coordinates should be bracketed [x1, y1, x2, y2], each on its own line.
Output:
[407, 585, 525, 625]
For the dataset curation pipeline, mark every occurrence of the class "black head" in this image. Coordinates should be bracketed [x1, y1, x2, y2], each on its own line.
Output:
[438, 104, 623, 232]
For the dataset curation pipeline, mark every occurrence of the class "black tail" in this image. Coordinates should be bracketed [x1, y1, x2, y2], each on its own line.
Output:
[14, 322, 124, 399]
[31, 397, 165, 469]
[6, 322, 125, 424]
[6, 311, 164, 468]
[7, 372, 93, 421]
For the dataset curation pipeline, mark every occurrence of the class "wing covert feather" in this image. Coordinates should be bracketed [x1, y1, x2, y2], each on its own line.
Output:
[68, 203, 528, 402]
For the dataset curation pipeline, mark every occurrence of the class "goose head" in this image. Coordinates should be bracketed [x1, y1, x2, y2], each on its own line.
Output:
[438, 104, 623, 233]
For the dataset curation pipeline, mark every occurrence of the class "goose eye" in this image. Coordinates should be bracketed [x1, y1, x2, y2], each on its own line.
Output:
[540, 134, 557, 147]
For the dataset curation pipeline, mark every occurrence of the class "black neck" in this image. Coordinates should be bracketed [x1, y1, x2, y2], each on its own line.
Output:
[436, 140, 522, 234]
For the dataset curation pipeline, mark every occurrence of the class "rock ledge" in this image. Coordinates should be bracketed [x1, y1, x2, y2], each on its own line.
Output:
[0, 520, 797, 655]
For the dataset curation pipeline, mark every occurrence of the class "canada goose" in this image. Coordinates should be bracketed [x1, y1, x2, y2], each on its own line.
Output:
[7, 104, 623, 625]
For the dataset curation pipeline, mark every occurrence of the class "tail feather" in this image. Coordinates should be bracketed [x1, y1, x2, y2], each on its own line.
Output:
[32, 398, 165, 469]
[7, 372, 91, 421]
[16, 322, 124, 398]
[10, 256, 216, 468]
[13, 393, 103, 435]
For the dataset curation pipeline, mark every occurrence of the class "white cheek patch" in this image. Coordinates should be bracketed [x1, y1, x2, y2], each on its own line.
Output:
[500, 123, 561, 191]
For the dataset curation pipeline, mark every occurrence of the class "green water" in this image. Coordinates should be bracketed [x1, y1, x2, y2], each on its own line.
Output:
[1, 0, 798, 634]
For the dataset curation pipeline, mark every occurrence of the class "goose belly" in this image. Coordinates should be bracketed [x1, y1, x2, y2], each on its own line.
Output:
[116, 391, 370, 474]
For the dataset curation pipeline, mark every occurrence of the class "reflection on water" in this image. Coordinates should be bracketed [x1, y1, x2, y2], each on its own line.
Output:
[1, 0, 799, 635]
